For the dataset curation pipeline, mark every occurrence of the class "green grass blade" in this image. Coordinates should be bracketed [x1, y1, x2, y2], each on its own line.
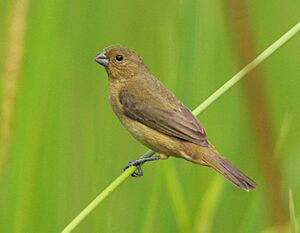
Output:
[273, 113, 293, 159]
[163, 161, 191, 233]
[192, 22, 300, 116]
[289, 189, 298, 233]
[193, 175, 224, 233]
[140, 170, 162, 233]
[61, 167, 136, 233]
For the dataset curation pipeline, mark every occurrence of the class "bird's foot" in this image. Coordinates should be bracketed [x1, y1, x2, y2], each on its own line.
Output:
[123, 156, 161, 177]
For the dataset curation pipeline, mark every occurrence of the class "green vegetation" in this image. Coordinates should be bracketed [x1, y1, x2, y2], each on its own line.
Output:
[0, 1, 299, 232]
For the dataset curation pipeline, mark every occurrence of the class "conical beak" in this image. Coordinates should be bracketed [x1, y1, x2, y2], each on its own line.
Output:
[95, 51, 108, 66]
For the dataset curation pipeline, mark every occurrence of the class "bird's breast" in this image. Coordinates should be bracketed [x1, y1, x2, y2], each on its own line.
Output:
[108, 80, 187, 157]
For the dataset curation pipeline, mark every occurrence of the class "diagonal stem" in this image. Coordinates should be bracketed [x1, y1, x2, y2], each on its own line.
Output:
[61, 21, 300, 233]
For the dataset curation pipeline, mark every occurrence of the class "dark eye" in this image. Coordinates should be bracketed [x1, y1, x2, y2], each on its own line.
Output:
[116, 55, 123, 61]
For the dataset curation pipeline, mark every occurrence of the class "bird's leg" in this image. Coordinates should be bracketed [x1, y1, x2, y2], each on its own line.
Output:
[124, 156, 161, 177]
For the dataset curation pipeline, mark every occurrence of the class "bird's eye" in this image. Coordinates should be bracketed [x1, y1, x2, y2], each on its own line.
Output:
[116, 55, 123, 61]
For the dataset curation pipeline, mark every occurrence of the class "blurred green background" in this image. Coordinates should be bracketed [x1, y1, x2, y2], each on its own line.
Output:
[0, 0, 299, 232]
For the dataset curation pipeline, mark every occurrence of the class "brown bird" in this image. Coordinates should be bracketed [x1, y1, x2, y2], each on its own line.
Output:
[95, 46, 256, 191]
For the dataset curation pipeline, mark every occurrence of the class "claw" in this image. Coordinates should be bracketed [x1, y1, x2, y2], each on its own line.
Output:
[123, 156, 161, 177]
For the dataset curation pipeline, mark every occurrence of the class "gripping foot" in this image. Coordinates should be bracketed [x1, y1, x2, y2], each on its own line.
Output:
[124, 156, 161, 177]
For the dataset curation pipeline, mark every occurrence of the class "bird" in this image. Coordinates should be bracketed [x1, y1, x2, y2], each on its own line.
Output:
[95, 46, 256, 191]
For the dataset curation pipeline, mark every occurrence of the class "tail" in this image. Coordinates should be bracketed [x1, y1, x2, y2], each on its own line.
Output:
[193, 146, 256, 191]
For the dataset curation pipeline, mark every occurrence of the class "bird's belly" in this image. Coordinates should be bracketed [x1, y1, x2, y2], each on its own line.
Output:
[109, 90, 186, 157]
[119, 115, 183, 156]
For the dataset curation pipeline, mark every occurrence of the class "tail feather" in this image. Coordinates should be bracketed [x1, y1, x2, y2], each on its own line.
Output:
[208, 154, 256, 191]
[194, 146, 257, 191]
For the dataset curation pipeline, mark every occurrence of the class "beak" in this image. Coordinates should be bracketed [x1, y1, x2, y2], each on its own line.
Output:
[95, 51, 109, 66]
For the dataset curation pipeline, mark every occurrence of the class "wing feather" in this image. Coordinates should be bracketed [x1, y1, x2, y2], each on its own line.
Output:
[119, 89, 208, 146]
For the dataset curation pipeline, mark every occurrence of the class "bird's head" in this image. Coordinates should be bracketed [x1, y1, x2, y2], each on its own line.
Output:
[95, 46, 148, 80]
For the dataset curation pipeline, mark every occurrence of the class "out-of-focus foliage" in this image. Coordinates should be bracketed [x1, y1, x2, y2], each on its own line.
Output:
[0, 0, 299, 232]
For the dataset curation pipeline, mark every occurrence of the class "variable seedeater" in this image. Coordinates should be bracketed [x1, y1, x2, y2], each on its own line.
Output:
[95, 46, 256, 191]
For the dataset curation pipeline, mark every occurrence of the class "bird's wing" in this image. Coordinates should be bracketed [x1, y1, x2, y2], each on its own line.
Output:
[119, 89, 208, 146]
